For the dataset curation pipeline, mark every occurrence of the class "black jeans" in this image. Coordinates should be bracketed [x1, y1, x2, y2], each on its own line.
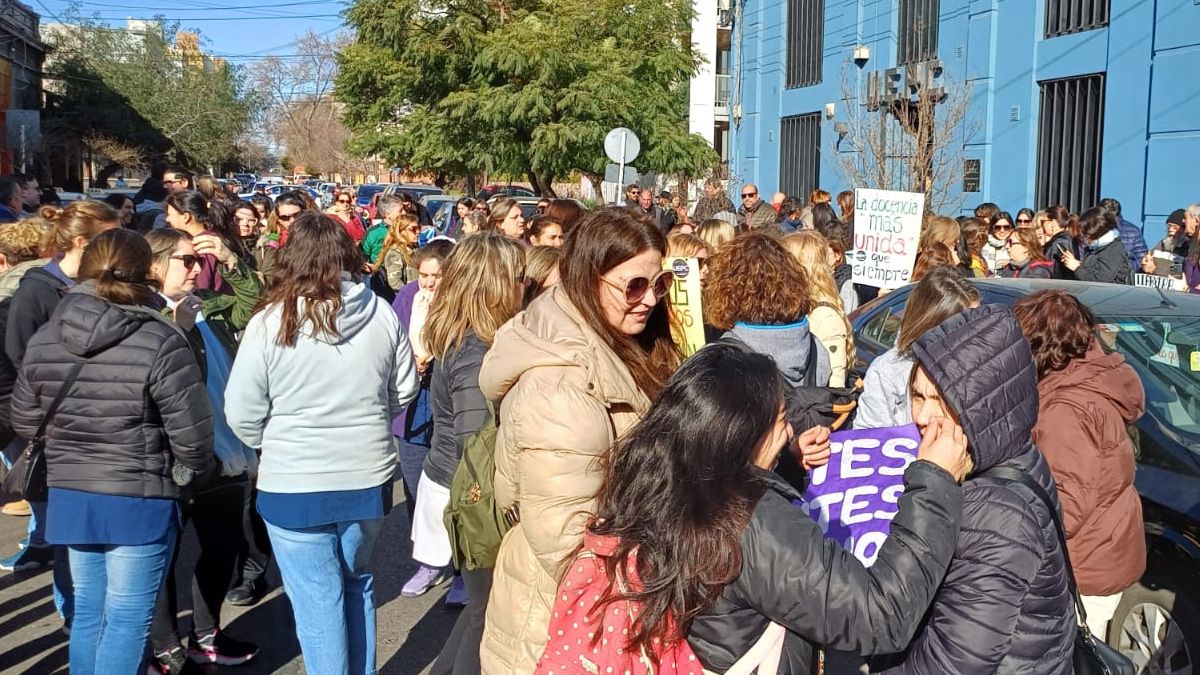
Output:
[150, 480, 246, 650]
[233, 482, 272, 586]
[430, 567, 493, 675]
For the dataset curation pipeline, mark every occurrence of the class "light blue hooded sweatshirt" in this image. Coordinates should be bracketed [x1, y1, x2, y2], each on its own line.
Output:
[225, 276, 420, 493]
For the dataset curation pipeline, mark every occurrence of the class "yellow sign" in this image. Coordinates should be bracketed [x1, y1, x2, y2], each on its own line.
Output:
[664, 257, 706, 357]
[1191, 351, 1199, 372]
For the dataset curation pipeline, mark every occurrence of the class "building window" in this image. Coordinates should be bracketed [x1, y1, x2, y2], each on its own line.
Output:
[1036, 73, 1105, 213]
[779, 113, 821, 198]
[1044, 0, 1109, 38]
[785, 0, 823, 89]
[898, 0, 939, 65]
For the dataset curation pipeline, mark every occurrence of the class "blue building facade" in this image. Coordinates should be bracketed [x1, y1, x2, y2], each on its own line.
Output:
[728, 0, 1200, 243]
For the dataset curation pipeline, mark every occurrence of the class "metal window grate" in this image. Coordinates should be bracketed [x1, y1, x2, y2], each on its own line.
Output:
[1044, 0, 1110, 38]
[785, 0, 824, 89]
[898, 0, 939, 65]
[1035, 73, 1105, 213]
[779, 113, 821, 198]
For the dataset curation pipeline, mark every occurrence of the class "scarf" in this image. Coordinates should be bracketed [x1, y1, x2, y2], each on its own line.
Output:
[1086, 229, 1119, 251]
[409, 288, 433, 361]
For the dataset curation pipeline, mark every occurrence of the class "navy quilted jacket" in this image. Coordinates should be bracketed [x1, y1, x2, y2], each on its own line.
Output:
[876, 305, 1074, 675]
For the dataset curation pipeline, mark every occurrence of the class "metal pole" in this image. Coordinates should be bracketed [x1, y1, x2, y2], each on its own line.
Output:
[619, 131, 628, 200]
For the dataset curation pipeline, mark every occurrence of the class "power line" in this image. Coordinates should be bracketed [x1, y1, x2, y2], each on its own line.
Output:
[64, 0, 343, 8]
[80, 13, 343, 21]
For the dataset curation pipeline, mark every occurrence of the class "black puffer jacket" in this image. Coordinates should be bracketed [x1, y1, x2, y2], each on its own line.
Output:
[877, 305, 1073, 675]
[422, 332, 491, 488]
[1043, 230, 1078, 280]
[1076, 238, 1132, 285]
[688, 462, 964, 672]
[11, 285, 215, 499]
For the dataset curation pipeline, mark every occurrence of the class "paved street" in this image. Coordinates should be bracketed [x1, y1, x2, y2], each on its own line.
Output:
[0, 488, 458, 674]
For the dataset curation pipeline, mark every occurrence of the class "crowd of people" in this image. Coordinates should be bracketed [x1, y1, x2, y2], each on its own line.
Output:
[0, 168, 1174, 675]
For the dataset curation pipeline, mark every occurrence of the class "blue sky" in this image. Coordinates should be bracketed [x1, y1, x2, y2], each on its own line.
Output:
[30, 0, 349, 64]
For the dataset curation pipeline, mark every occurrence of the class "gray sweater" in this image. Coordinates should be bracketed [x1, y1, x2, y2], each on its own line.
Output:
[853, 347, 914, 430]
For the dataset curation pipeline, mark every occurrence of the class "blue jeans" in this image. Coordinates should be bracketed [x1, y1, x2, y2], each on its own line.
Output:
[266, 518, 384, 675]
[29, 500, 73, 621]
[68, 531, 176, 675]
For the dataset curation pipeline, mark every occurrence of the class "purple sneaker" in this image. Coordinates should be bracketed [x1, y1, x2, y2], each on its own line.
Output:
[401, 564, 448, 598]
[445, 574, 468, 608]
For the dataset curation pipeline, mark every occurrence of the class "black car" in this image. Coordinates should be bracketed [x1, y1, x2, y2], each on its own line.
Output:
[850, 279, 1200, 675]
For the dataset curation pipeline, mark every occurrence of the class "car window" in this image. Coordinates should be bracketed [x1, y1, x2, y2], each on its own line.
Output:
[860, 297, 906, 349]
[1096, 315, 1200, 440]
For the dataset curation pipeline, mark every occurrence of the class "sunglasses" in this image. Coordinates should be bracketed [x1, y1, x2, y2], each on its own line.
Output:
[741, 192, 757, 198]
[171, 254, 200, 269]
[993, 223, 1013, 232]
[601, 270, 673, 304]
[277, 212, 298, 223]
[1016, 218, 1032, 224]
[337, 199, 351, 204]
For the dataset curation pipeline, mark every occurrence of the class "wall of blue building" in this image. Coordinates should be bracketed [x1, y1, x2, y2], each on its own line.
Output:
[729, 0, 1200, 244]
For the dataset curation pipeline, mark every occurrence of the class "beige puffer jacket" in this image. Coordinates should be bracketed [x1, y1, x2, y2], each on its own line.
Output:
[478, 286, 650, 674]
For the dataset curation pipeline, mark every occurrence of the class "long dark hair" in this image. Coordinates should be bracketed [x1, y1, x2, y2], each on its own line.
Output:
[257, 213, 365, 346]
[165, 190, 210, 227]
[560, 207, 680, 397]
[590, 344, 783, 655]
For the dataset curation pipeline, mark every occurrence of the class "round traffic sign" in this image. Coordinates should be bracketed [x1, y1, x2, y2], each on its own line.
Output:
[604, 127, 641, 164]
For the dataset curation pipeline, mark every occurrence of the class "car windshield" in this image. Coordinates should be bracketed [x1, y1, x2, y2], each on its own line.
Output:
[357, 185, 386, 200]
[1095, 314, 1200, 441]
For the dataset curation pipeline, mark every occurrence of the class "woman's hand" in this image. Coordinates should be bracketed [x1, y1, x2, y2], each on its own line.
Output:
[1060, 249, 1081, 272]
[793, 425, 832, 469]
[193, 234, 238, 268]
[917, 417, 971, 483]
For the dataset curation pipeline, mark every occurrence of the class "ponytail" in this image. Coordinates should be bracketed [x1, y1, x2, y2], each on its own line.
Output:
[41, 201, 119, 256]
[77, 228, 156, 306]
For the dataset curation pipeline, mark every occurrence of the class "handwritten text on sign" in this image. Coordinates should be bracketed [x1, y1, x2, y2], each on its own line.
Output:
[800, 424, 921, 566]
[664, 257, 706, 357]
[850, 189, 926, 290]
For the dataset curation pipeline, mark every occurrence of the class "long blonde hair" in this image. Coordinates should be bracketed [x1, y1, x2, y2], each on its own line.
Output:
[696, 219, 736, 254]
[781, 231, 856, 366]
[666, 232, 707, 259]
[374, 212, 418, 271]
[423, 233, 526, 360]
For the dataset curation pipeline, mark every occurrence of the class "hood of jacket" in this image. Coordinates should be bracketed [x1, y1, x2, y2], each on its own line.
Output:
[0, 258, 49, 300]
[58, 284, 164, 357]
[909, 305, 1039, 472]
[729, 320, 818, 388]
[479, 285, 649, 411]
[300, 276, 380, 345]
[1039, 341, 1143, 424]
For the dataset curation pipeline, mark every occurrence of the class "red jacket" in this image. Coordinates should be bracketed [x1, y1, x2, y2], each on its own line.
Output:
[330, 213, 366, 243]
[1032, 341, 1146, 596]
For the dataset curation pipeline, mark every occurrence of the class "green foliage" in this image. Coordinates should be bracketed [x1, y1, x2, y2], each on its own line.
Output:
[336, 0, 717, 191]
[43, 14, 256, 171]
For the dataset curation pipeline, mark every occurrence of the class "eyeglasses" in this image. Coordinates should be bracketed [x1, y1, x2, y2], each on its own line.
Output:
[600, 270, 673, 304]
[1016, 217, 1032, 224]
[277, 212, 298, 223]
[171, 254, 200, 269]
[741, 192, 758, 199]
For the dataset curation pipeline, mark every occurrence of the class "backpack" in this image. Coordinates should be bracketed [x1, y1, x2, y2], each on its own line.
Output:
[537, 531, 785, 675]
[442, 402, 513, 571]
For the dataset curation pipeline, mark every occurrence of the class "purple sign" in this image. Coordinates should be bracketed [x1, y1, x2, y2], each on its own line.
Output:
[800, 424, 922, 567]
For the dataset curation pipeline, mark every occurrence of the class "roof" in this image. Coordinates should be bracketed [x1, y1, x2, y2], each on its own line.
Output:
[970, 278, 1200, 318]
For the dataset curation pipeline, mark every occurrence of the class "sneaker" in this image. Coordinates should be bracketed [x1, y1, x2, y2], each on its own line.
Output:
[224, 577, 269, 607]
[445, 574, 468, 608]
[151, 646, 187, 674]
[401, 564, 448, 598]
[187, 628, 258, 666]
[1, 500, 30, 516]
[16, 535, 29, 550]
[0, 545, 53, 571]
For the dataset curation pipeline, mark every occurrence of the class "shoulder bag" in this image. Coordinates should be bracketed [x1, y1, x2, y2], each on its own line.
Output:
[988, 467, 1136, 675]
[2, 360, 86, 502]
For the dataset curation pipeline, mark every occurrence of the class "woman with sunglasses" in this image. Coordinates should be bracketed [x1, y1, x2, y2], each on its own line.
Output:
[997, 228, 1053, 279]
[327, 189, 367, 243]
[232, 201, 262, 262]
[981, 211, 1015, 274]
[143, 228, 263, 673]
[165, 191, 235, 295]
[477, 207, 680, 673]
[254, 191, 310, 284]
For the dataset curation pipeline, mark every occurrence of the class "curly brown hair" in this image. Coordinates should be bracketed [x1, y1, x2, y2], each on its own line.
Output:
[704, 232, 810, 330]
[1013, 290, 1095, 379]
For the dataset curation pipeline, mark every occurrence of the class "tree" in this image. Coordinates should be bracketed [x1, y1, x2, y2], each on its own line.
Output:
[336, 0, 718, 198]
[830, 60, 977, 214]
[42, 14, 256, 185]
[247, 31, 361, 176]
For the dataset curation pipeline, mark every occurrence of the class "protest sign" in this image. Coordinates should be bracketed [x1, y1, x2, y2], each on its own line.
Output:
[664, 257, 706, 357]
[1134, 273, 1186, 292]
[850, 189, 925, 290]
[800, 424, 922, 566]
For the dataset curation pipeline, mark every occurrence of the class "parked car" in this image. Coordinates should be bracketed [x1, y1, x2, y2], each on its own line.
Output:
[356, 183, 390, 209]
[383, 183, 445, 201]
[476, 184, 537, 201]
[849, 278, 1200, 675]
